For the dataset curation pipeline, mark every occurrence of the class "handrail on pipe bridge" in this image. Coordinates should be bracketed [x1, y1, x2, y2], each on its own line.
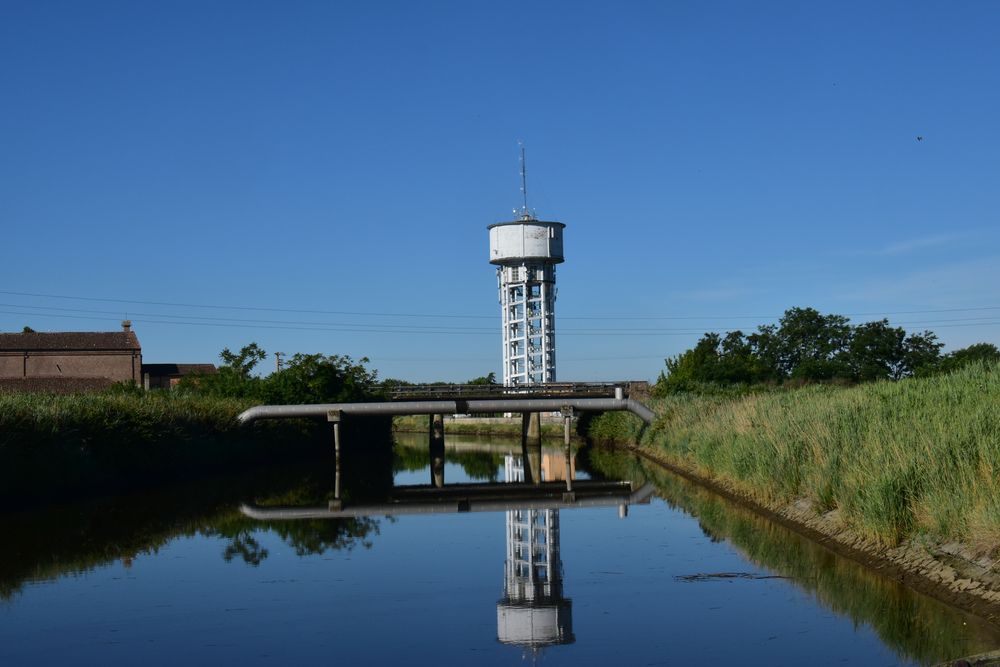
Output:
[385, 381, 650, 401]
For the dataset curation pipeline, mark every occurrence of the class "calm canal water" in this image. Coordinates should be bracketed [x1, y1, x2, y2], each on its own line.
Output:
[2, 432, 999, 665]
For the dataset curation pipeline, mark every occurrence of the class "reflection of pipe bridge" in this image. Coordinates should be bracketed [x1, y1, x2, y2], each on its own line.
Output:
[237, 447, 654, 656]
[240, 481, 655, 519]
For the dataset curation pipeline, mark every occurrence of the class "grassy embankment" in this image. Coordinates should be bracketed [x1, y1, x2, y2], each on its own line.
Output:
[392, 414, 568, 439]
[588, 362, 1000, 552]
[0, 390, 388, 507]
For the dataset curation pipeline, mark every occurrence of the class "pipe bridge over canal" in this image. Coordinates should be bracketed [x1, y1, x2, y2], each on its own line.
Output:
[236, 382, 656, 510]
[236, 381, 655, 426]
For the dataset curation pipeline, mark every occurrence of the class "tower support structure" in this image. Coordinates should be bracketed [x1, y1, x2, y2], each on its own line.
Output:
[488, 217, 565, 386]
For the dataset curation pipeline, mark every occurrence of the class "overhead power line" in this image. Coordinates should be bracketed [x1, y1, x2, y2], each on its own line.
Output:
[4, 300, 1000, 332]
[3, 308, 1000, 336]
[4, 289, 1000, 322]
[0, 290, 495, 320]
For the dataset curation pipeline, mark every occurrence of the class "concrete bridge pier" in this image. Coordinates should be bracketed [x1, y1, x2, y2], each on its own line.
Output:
[521, 412, 543, 485]
[429, 413, 445, 488]
[522, 411, 542, 445]
[562, 406, 575, 501]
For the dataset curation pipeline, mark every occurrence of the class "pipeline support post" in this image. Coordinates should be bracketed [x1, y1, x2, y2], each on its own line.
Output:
[520, 412, 542, 485]
[521, 412, 542, 447]
[328, 410, 343, 511]
[561, 405, 575, 501]
[429, 413, 445, 488]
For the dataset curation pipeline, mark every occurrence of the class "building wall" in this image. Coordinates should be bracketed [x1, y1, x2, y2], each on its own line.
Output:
[0, 356, 23, 377]
[146, 374, 179, 390]
[0, 351, 141, 383]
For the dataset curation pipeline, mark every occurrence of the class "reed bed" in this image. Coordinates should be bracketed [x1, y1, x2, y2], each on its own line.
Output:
[0, 391, 253, 441]
[0, 391, 320, 506]
[589, 362, 1000, 550]
[392, 415, 566, 438]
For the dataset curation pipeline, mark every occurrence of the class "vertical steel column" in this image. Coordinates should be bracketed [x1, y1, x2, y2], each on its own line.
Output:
[499, 268, 510, 386]
[327, 410, 343, 511]
[429, 414, 445, 488]
[540, 279, 551, 382]
[521, 411, 542, 484]
[561, 406, 574, 501]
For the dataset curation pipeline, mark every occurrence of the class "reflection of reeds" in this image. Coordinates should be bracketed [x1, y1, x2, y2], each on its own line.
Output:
[0, 459, 386, 602]
[585, 449, 1000, 665]
[588, 363, 1000, 552]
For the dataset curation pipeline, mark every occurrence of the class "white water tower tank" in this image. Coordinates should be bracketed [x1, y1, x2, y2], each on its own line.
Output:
[488, 220, 565, 265]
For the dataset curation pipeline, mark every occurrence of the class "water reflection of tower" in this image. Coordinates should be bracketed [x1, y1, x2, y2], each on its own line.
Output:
[497, 454, 574, 649]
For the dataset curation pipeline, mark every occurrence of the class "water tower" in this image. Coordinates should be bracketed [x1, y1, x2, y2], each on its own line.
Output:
[496, 453, 574, 650]
[488, 149, 565, 387]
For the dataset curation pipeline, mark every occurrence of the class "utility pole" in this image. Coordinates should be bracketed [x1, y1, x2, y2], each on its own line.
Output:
[275, 352, 285, 372]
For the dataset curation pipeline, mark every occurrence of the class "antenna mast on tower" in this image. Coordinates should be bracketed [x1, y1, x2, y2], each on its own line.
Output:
[519, 142, 532, 220]
[488, 146, 566, 387]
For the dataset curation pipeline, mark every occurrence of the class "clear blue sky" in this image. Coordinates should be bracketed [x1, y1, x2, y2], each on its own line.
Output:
[2, 1, 998, 382]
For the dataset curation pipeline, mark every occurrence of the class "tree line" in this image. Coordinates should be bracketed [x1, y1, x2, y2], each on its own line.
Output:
[179, 342, 380, 404]
[179, 342, 499, 403]
[656, 307, 999, 394]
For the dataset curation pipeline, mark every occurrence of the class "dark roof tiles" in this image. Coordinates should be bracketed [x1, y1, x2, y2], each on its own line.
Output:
[0, 331, 141, 352]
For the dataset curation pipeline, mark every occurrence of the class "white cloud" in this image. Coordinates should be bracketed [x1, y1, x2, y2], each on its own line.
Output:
[837, 256, 1000, 307]
[678, 287, 753, 302]
[877, 233, 967, 256]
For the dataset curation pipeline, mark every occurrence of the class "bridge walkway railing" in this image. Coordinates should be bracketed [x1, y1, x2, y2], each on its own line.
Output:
[386, 381, 648, 401]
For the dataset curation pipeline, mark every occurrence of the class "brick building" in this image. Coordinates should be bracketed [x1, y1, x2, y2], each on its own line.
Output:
[142, 363, 217, 389]
[0, 321, 142, 392]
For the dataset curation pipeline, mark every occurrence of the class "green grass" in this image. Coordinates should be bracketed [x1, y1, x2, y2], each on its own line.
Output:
[588, 362, 1000, 551]
[392, 414, 568, 438]
[0, 390, 387, 507]
[0, 390, 252, 438]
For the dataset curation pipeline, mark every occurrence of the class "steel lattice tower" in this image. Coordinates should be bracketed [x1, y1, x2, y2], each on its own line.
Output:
[488, 212, 565, 386]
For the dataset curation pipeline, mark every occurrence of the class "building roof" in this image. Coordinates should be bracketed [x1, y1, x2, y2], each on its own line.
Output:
[0, 331, 141, 352]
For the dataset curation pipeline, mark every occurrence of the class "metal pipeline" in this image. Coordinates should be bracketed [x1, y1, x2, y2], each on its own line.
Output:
[237, 397, 656, 425]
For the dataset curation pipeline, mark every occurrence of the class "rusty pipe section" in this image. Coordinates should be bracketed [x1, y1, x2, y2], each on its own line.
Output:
[237, 397, 655, 425]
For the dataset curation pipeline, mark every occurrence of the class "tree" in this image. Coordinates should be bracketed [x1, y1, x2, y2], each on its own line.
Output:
[747, 325, 783, 383]
[656, 332, 722, 393]
[182, 342, 268, 398]
[219, 343, 268, 379]
[901, 331, 943, 377]
[925, 342, 999, 376]
[467, 372, 498, 386]
[654, 306, 950, 392]
[655, 331, 761, 393]
[262, 353, 378, 405]
[847, 319, 907, 381]
[775, 307, 852, 380]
